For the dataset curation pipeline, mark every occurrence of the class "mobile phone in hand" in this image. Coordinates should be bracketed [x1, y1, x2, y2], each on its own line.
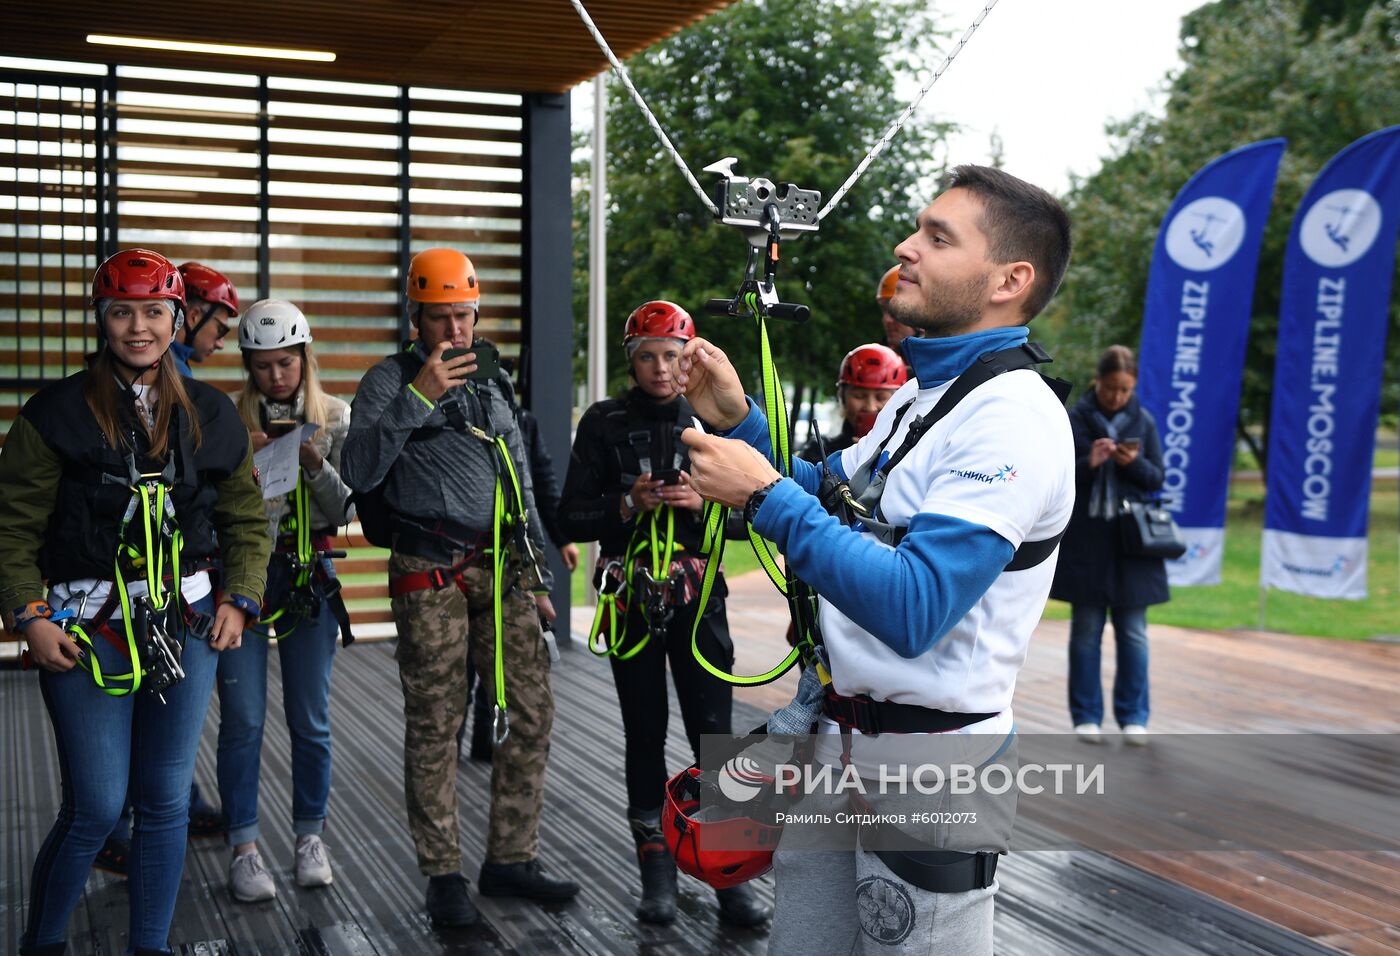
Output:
[1119, 437, 1141, 451]
[267, 419, 298, 438]
[652, 468, 681, 486]
[443, 341, 501, 381]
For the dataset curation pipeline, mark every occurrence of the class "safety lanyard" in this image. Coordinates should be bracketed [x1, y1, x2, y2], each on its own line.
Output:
[688, 297, 829, 687]
[259, 471, 315, 637]
[68, 472, 184, 696]
[587, 505, 677, 660]
[476, 422, 528, 744]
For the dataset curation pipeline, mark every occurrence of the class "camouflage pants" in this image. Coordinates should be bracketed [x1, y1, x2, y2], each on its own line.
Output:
[389, 550, 555, 875]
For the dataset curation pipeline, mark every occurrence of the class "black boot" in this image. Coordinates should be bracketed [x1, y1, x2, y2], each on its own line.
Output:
[18, 942, 66, 956]
[426, 872, 480, 927]
[478, 859, 580, 902]
[717, 883, 772, 927]
[629, 810, 677, 924]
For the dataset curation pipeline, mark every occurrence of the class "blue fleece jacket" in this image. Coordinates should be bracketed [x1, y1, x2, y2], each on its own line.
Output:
[723, 326, 1029, 658]
[170, 340, 195, 379]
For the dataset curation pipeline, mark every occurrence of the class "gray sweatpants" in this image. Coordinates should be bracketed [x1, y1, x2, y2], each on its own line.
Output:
[769, 848, 996, 955]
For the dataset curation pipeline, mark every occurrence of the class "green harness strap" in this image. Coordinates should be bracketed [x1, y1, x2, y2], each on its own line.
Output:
[477, 425, 529, 743]
[688, 294, 829, 686]
[586, 505, 677, 660]
[69, 473, 184, 696]
[259, 471, 315, 638]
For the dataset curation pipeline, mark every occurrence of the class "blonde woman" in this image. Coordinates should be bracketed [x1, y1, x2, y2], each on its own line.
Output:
[216, 299, 354, 901]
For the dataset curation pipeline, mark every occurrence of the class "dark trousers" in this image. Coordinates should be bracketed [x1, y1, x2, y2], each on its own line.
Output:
[610, 590, 734, 813]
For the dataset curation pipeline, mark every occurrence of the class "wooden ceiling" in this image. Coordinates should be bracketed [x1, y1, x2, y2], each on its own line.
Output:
[2, 0, 735, 93]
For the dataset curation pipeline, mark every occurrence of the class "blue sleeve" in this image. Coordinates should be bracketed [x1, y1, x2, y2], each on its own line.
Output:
[718, 398, 837, 492]
[751, 478, 1014, 658]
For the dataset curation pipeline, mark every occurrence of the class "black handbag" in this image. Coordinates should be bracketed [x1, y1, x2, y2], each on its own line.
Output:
[1120, 499, 1187, 559]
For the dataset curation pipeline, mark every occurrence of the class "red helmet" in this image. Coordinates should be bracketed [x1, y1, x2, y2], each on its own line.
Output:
[91, 249, 185, 307]
[178, 261, 240, 317]
[623, 300, 695, 343]
[838, 343, 907, 390]
[662, 766, 782, 890]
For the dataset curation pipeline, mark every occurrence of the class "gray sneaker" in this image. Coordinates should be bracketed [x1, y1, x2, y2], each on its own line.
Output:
[229, 848, 277, 902]
[295, 835, 333, 888]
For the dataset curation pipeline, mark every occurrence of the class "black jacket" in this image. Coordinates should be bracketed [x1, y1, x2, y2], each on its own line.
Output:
[558, 389, 707, 558]
[517, 407, 568, 548]
[1049, 391, 1171, 608]
[0, 370, 268, 608]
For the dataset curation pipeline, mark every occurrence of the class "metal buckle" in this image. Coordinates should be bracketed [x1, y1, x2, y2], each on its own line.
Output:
[492, 705, 510, 746]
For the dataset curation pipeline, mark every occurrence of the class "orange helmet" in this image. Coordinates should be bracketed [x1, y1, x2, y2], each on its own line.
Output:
[407, 248, 480, 304]
[876, 265, 900, 302]
[839, 343, 907, 390]
[623, 300, 696, 343]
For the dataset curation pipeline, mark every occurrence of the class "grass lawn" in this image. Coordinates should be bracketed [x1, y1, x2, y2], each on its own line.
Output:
[1043, 478, 1400, 641]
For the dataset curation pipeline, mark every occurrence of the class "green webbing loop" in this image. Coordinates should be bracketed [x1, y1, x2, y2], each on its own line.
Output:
[688, 294, 828, 685]
[73, 472, 184, 696]
[260, 471, 315, 640]
[587, 505, 679, 659]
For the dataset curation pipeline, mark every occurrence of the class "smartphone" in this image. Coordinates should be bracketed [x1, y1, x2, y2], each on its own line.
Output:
[267, 419, 298, 438]
[443, 341, 501, 381]
[1119, 437, 1141, 451]
[652, 468, 681, 486]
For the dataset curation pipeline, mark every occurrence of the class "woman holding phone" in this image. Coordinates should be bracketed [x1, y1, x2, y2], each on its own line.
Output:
[558, 301, 768, 928]
[1050, 345, 1169, 745]
[215, 299, 354, 901]
[1, 249, 267, 955]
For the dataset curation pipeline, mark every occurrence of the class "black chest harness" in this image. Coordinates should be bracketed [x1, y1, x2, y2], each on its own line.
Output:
[820, 342, 1072, 573]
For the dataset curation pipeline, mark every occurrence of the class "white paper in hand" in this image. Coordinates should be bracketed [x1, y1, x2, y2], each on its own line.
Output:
[254, 423, 321, 500]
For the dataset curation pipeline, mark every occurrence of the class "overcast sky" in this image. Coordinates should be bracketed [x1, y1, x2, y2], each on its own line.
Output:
[573, 0, 1208, 198]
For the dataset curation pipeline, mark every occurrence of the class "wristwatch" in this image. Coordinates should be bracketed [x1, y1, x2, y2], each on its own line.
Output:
[744, 478, 782, 525]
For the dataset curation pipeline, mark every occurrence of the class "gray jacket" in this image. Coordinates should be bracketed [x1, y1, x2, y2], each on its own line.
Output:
[340, 349, 552, 589]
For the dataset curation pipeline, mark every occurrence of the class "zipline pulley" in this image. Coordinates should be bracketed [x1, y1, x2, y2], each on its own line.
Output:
[701, 158, 817, 323]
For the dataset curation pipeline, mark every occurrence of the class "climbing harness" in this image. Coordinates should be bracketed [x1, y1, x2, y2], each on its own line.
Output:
[257, 472, 354, 646]
[384, 365, 545, 745]
[587, 505, 697, 659]
[64, 449, 209, 701]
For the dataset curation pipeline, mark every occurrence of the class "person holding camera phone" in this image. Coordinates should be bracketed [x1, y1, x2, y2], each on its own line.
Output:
[0, 249, 268, 955]
[1050, 344, 1168, 745]
[205, 299, 355, 902]
[557, 301, 770, 928]
[340, 248, 576, 927]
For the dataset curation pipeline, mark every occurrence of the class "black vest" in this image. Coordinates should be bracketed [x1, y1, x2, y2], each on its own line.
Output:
[22, 371, 252, 583]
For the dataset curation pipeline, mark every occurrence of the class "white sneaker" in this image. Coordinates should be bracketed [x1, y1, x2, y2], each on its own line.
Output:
[230, 848, 277, 902]
[295, 834, 334, 887]
[1074, 723, 1102, 743]
[1122, 724, 1149, 746]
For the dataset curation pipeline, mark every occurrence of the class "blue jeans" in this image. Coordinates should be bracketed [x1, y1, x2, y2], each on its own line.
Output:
[1068, 605, 1150, 728]
[22, 595, 218, 951]
[215, 598, 337, 846]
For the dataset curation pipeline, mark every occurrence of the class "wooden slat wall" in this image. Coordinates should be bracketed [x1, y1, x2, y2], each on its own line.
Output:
[0, 60, 528, 642]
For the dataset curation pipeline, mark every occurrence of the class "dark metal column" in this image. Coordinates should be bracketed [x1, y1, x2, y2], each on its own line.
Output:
[522, 90, 574, 640]
[257, 77, 271, 300]
[396, 87, 411, 345]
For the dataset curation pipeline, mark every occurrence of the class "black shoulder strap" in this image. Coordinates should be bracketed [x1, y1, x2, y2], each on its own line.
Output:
[878, 342, 1062, 480]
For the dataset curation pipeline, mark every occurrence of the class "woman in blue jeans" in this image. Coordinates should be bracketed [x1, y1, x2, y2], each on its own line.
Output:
[1049, 345, 1169, 744]
[0, 249, 268, 955]
[216, 300, 353, 902]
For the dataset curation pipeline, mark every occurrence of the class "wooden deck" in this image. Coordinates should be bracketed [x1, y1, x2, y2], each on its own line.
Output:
[0, 567, 1394, 954]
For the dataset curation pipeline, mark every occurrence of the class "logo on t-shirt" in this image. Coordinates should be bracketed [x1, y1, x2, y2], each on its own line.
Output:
[949, 464, 1018, 484]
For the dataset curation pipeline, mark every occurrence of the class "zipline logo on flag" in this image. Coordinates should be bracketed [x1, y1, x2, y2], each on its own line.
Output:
[1297, 189, 1384, 267]
[1163, 197, 1249, 270]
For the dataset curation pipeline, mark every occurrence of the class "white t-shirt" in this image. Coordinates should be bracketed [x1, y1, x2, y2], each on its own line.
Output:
[820, 368, 1075, 716]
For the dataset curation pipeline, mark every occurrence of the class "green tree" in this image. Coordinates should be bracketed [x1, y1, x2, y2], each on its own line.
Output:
[1041, 0, 1399, 472]
[573, 0, 954, 408]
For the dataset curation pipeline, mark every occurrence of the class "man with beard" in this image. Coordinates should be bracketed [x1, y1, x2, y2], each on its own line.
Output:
[675, 165, 1075, 954]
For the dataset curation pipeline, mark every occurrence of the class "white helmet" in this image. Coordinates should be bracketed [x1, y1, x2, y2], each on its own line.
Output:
[239, 299, 312, 351]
